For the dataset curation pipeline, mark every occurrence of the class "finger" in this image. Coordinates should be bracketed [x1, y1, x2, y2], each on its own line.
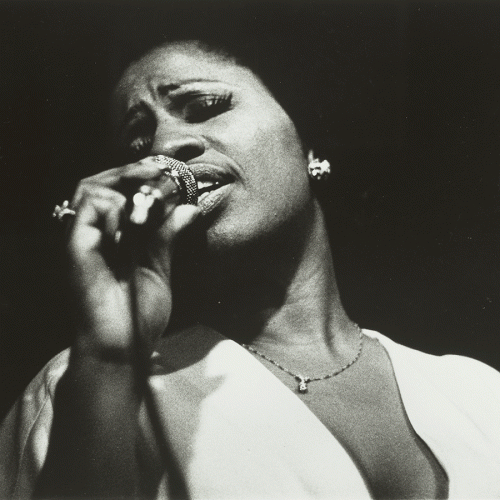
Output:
[67, 191, 129, 310]
[129, 207, 200, 345]
[82, 157, 170, 193]
[69, 185, 127, 256]
[129, 175, 182, 227]
[72, 174, 180, 235]
[72, 162, 183, 225]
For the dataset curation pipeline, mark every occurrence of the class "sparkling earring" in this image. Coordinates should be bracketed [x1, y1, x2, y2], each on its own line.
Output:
[307, 157, 331, 181]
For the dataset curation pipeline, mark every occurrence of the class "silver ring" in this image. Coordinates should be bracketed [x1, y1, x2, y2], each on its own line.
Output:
[158, 166, 184, 195]
[53, 200, 76, 221]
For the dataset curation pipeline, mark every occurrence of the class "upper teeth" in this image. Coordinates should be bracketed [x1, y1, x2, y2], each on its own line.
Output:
[197, 181, 212, 190]
[197, 180, 219, 191]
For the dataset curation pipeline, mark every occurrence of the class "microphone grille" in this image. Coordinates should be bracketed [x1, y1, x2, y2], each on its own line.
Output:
[154, 156, 198, 206]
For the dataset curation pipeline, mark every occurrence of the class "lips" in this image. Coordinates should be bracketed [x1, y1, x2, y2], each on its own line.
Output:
[186, 164, 234, 210]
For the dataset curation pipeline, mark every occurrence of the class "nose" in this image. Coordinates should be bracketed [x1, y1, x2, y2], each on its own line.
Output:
[150, 123, 206, 164]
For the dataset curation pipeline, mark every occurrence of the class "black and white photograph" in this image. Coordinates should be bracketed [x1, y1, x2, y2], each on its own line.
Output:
[1, 1, 499, 498]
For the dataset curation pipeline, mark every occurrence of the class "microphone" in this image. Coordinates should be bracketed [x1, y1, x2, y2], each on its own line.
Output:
[130, 156, 198, 225]
[154, 156, 198, 205]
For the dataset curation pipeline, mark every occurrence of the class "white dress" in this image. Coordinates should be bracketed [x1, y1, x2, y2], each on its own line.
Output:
[1, 328, 500, 499]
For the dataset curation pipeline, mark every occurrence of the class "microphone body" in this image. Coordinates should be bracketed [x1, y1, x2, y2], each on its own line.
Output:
[154, 156, 198, 206]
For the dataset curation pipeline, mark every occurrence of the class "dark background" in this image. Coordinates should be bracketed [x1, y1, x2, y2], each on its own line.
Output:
[1, 0, 499, 420]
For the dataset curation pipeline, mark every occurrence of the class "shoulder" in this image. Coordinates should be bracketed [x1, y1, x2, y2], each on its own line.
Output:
[15, 349, 71, 422]
[364, 328, 500, 419]
[25, 349, 70, 399]
[1, 348, 70, 430]
[0, 349, 70, 498]
[365, 328, 500, 383]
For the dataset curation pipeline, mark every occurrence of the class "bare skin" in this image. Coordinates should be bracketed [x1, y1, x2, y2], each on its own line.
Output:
[35, 42, 448, 499]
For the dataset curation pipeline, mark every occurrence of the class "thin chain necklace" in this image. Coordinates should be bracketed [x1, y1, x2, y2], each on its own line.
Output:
[242, 324, 364, 394]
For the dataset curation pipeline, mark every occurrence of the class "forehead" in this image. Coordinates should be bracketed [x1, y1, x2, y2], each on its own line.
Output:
[113, 42, 271, 108]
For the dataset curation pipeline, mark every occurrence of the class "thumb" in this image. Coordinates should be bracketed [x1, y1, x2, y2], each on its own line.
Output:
[131, 204, 200, 350]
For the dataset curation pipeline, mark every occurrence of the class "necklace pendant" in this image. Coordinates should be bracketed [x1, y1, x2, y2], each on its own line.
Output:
[296, 375, 310, 393]
[241, 325, 363, 395]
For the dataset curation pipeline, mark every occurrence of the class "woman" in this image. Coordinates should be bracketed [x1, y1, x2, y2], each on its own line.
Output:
[1, 38, 499, 500]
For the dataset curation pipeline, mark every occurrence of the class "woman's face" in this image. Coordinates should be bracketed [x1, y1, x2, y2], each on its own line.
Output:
[112, 42, 313, 251]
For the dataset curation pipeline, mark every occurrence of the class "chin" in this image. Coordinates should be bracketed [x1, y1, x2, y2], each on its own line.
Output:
[204, 218, 281, 254]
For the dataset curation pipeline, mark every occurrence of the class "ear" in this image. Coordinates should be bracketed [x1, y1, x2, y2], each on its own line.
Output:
[307, 149, 315, 163]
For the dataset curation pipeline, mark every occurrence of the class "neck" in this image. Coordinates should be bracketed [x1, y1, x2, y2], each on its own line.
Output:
[178, 199, 356, 354]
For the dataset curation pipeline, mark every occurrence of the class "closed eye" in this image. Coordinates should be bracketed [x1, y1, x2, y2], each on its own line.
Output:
[122, 115, 155, 161]
[182, 92, 233, 123]
[117, 91, 232, 162]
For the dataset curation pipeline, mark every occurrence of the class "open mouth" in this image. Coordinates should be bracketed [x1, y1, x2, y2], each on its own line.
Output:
[188, 164, 234, 211]
[197, 180, 224, 203]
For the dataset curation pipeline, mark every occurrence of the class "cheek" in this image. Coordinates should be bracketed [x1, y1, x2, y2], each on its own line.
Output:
[249, 114, 310, 206]
[225, 106, 309, 191]
[222, 115, 312, 242]
[205, 114, 312, 249]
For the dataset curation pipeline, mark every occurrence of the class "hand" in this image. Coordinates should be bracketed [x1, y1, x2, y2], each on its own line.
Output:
[66, 157, 200, 364]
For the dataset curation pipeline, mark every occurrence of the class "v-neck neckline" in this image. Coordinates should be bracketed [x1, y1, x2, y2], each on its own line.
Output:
[224, 329, 451, 499]
[154, 327, 372, 497]
[213, 334, 373, 497]
[153, 326, 452, 498]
